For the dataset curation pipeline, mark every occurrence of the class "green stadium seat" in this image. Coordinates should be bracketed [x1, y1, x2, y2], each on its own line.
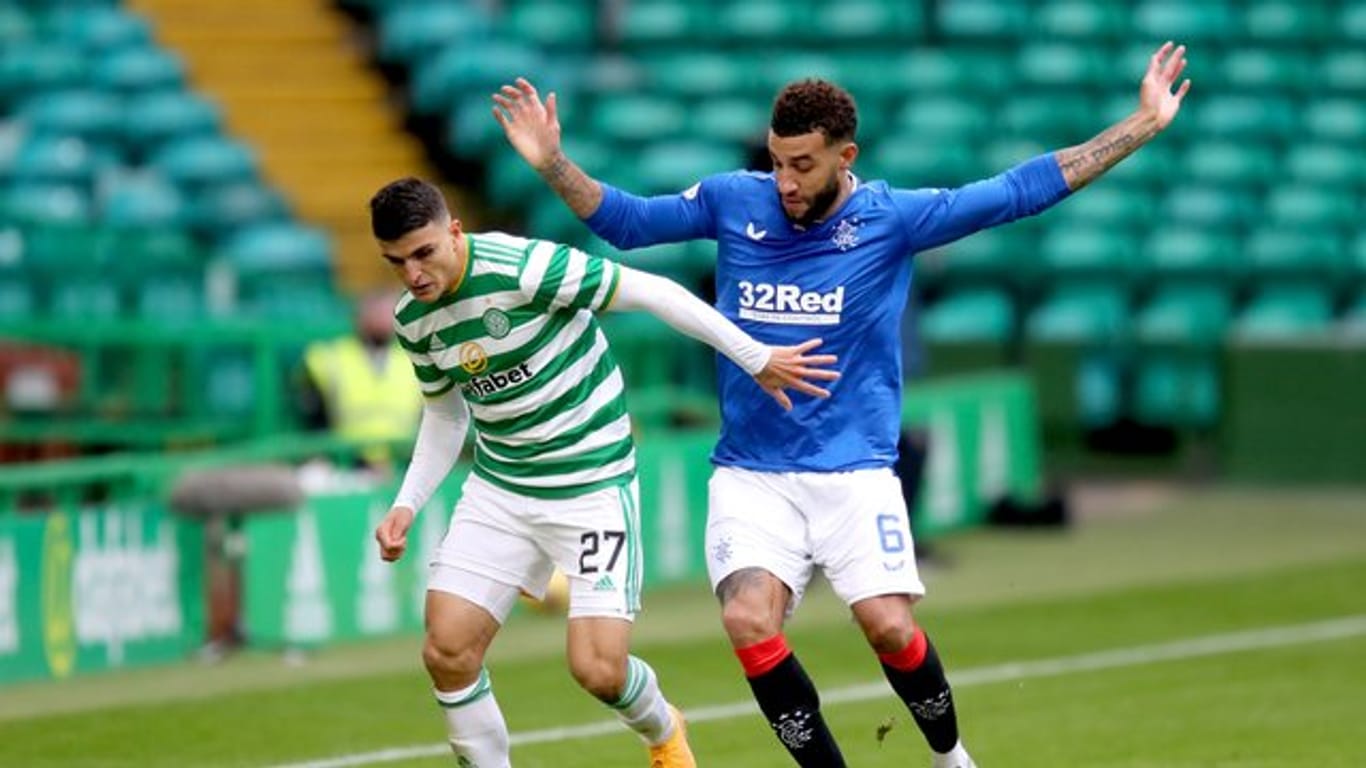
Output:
[223, 223, 331, 274]
[688, 97, 768, 146]
[814, 0, 923, 43]
[1265, 186, 1359, 230]
[47, 277, 121, 320]
[1140, 228, 1237, 287]
[1016, 43, 1109, 88]
[105, 228, 199, 268]
[151, 137, 258, 190]
[1243, 228, 1345, 288]
[1345, 1, 1366, 42]
[615, 1, 704, 48]
[633, 141, 743, 194]
[526, 192, 591, 246]
[1132, 352, 1219, 429]
[1001, 94, 1097, 143]
[1183, 140, 1279, 188]
[893, 96, 990, 141]
[188, 182, 290, 243]
[1351, 234, 1366, 284]
[1034, 0, 1128, 39]
[8, 135, 99, 185]
[1243, 0, 1332, 42]
[410, 42, 547, 117]
[135, 275, 202, 321]
[21, 90, 122, 146]
[1342, 294, 1366, 337]
[378, 3, 490, 64]
[122, 91, 223, 158]
[44, 6, 151, 53]
[0, 6, 33, 47]
[1051, 183, 1156, 231]
[1283, 143, 1364, 188]
[503, 0, 596, 50]
[100, 173, 187, 229]
[916, 226, 1033, 292]
[0, 276, 34, 320]
[1217, 49, 1313, 93]
[1038, 226, 1138, 287]
[1234, 287, 1335, 339]
[1134, 286, 1232, 345]
[445, 93, 512, 159]
[90, 48, 185, 95]
[1302, 99, 1366, 141]
[1320, 51, 1366, 94]
[755, 53, 843, 97]
[0, 43, 87, 111]
[980, 138, 1050, 176]
[1194, 95, 1297, 139]
[921, 289, 1016, 343]
[865, 139, 977, 187]
[1026, 284, 1129, 345]
[937, 0, 1030, 39]
[1161, 186, 1259, 229]
[715, 1, 800, 44]
[641, 52, 750, 98]
[1132, 1, 1236, 42]
[588, 94, 688, 145]
[2, 183, 92, 226]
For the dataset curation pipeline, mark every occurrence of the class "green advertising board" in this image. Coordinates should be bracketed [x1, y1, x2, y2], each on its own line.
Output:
[241, 373, 1041, 647]
[0, 504, 204, 685]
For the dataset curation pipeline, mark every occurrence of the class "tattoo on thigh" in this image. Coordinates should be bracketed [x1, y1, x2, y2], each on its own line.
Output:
[716, 567, 774, 605]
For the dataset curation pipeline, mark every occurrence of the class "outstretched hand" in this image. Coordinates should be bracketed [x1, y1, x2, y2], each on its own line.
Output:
[1140, 41, 1191, 130]
[492, 77, 562, 172]
[755, 338, 841, 411]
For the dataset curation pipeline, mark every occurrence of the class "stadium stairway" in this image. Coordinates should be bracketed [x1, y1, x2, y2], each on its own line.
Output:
[127, 0, 438, 292]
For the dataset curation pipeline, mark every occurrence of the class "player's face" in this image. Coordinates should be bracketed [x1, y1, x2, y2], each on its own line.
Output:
[379, 218, 465, 303]
[768, 130, 857, 226]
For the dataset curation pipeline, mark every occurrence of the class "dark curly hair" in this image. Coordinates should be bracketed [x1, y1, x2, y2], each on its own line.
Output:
[369, 177, 449, 241]
[770, 79, 858, 143]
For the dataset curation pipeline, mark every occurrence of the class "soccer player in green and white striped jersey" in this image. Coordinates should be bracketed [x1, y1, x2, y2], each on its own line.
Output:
[369, 178, 839, 768]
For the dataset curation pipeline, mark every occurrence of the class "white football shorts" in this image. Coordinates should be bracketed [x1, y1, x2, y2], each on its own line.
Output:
[428, 473, 644, 622]
[705, 465, 925, 612]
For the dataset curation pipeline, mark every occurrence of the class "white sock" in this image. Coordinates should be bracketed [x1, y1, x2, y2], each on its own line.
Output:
[932, 740, 976, 768]
[608, 656, 675, 746]
[434, 668, 511, 767]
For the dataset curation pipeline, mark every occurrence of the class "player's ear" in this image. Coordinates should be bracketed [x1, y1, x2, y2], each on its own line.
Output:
[839, 141, 859, 170]
[448, 218, 463, 237]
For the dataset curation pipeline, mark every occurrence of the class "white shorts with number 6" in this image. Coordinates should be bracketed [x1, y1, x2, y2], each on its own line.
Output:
[428, 473, 644, 622]
[705, 466, 925, 611]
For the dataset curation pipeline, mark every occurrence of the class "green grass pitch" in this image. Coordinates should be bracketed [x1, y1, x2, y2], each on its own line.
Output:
[2, 487, 1364, 767]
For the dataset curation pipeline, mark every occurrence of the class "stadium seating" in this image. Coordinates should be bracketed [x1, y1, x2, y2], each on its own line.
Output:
[354, 0, 1366, 434]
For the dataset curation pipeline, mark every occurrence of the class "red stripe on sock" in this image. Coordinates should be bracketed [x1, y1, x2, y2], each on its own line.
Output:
[735, 634, 791, 678]
[878, 627, 928, 671]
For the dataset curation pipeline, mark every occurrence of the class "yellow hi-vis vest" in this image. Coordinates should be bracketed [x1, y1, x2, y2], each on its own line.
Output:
[303, 337, 422, 465]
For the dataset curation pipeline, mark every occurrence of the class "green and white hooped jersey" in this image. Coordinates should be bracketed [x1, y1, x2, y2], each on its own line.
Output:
[395, 231, 633, 499]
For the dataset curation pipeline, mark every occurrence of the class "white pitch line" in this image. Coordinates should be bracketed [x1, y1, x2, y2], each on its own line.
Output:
[269, 614, 1366, 768]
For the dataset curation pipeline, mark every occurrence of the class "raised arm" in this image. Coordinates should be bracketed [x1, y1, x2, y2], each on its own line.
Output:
[1054, 41, 1190, 191]
[493, 77, 603, 217]
[610, 267, 840, 411]
[494, 78, 715, 249]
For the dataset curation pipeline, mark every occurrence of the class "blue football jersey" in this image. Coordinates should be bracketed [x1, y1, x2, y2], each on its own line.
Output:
[586, 154, 1069, 472]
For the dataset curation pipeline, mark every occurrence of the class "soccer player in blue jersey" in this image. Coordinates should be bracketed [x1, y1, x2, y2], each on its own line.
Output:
[495, 42, 1190, 767]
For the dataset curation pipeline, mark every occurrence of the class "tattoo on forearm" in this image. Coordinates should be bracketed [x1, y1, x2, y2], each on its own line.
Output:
[1056, 115, 1159, 191]
[538, 151, 603, 218]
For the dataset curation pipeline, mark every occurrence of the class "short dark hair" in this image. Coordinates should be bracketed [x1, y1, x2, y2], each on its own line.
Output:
[369, 177, 449, 241]
[770, 79, 858, 143]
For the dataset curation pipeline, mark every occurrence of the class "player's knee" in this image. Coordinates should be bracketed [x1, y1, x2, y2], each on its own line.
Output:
[422, 632, 484, 679]
[861, 612, 917, 654]
[720, 599, 782, 646]
[568, 654, 627, 702]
